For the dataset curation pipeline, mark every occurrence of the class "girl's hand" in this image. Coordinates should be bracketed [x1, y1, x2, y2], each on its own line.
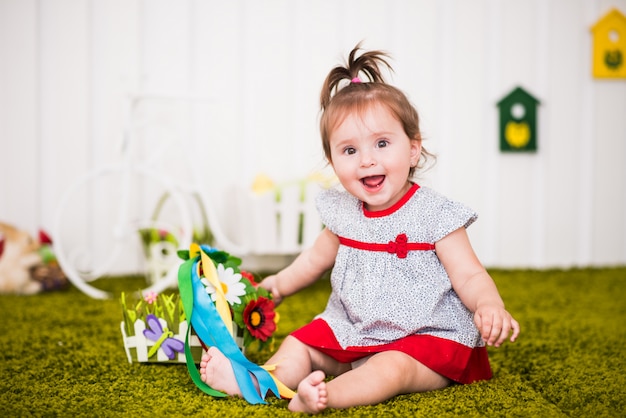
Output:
[474, 305, 520, 347]
[259, 275, 283, 306]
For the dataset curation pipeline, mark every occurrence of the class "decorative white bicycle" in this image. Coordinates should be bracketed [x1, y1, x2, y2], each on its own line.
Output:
[52, 93, 321, 299]
[52, 92, 244, 299]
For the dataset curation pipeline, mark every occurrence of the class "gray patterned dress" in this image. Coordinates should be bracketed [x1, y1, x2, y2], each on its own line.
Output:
[291, 183, 493, 383]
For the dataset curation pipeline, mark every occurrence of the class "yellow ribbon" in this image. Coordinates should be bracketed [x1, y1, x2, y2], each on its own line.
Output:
[261, 364, 296, 399]
[191, 243, 234, 337]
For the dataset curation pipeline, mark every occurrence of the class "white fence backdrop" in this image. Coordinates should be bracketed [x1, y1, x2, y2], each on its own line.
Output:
[1, 0, 625, 272]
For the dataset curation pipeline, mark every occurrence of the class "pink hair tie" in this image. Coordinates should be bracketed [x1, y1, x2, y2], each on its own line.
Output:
[351, 77, 362, 84]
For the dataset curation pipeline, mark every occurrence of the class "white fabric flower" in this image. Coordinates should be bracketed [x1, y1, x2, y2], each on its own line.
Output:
[201, 263, 246, 305]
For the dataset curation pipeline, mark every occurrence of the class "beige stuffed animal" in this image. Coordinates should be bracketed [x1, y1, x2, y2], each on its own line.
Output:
[0, 222, 43, 294]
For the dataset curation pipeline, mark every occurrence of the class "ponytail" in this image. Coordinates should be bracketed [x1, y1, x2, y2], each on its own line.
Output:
[320, 42, 393, 110]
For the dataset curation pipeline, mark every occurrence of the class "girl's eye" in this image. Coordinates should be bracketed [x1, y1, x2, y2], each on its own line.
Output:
[376, 139, 389, 148]
[343, 147, 356, 155]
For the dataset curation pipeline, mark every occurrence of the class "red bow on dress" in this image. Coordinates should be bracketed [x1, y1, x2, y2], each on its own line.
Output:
[387, 234, 409, 258]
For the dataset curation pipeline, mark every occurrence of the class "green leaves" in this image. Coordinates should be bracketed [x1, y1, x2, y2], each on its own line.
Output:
[120, 292, 185, 336]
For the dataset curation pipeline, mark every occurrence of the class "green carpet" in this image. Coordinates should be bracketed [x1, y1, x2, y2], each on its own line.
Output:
[1, 267, 625, 417]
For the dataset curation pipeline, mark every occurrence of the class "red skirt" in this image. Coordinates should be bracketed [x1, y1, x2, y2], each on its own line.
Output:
[291, 318, 492, 384]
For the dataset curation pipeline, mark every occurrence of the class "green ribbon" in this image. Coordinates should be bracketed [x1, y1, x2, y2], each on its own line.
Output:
[178, 257, 227, 398]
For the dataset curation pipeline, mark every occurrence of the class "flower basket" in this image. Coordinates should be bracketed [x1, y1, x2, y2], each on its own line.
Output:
[175, 244, 284, 404]
[120, 245, 277, 366]
[177, 244, 278, 352]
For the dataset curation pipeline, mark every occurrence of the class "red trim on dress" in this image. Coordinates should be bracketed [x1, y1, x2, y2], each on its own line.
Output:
[291, 318, 492, 384]
[363, 182, 420, 218]
[338, 233, 435, 259]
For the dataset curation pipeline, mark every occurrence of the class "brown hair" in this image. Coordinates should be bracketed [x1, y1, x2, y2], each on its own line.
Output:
[319, 43, 434, 177]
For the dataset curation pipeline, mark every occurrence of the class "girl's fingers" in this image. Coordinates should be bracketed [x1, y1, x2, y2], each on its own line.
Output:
[494, 320, 510, 347]
[509, 318, 521, 342]
[476, 310, 519, 347]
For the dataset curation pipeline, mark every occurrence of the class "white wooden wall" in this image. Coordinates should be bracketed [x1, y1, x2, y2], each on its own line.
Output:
[1, 0, 625, 272]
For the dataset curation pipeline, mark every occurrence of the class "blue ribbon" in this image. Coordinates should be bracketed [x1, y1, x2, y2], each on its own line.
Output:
[188, 256, 278, 404]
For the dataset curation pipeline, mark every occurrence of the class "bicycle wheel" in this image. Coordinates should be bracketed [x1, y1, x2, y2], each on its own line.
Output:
[53, 163, 192, 299]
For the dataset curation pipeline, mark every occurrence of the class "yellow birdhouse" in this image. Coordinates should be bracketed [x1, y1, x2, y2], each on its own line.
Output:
[591, 8, 626, 79]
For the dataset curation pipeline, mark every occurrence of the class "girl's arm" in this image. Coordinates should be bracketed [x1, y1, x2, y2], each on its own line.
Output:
[259, 227, 338, 304]
[436, 227, 520, 347]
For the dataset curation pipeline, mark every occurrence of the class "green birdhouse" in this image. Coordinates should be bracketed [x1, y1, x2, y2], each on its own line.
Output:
[497, 86, 540, 153]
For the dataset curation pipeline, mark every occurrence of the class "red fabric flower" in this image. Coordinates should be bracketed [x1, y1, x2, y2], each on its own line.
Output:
[387, 233, 409, 258]
[243, 297, 276, 342]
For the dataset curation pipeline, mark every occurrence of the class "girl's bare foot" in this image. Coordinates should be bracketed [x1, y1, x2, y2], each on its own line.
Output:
[199, 347, 242, 396]
[288, 370, 328, 414]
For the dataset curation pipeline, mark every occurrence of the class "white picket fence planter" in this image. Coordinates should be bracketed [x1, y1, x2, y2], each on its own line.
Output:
[121, 318, 245, 363]
[121, 318, 201, 363]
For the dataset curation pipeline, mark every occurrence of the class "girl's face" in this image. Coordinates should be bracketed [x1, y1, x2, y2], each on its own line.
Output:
[329, 104, 421, 212]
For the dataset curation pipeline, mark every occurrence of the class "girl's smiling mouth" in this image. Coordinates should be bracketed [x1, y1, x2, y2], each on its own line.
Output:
[361, 175, 385, 189]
